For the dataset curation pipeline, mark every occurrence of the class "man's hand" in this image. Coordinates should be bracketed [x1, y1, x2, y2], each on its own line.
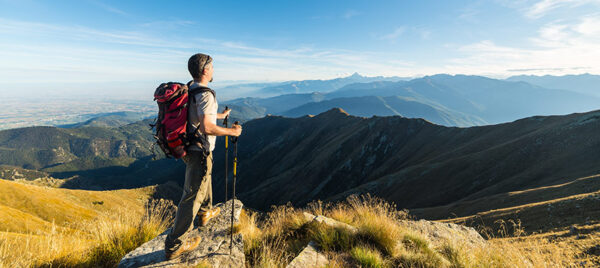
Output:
[217, 108, 232, 120]
[231, 124, 242, 137]
[223, 107, 231, 117]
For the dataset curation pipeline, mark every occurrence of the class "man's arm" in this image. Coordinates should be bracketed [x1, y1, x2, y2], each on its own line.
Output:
[198, 114, 242, 136]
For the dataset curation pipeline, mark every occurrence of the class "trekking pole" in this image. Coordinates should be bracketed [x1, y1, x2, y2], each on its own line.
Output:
[223, 106, 229, 202]
[230, 121, 239, 255]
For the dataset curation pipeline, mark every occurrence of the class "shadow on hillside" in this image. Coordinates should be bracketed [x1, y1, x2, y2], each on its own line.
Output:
[55, 156, 186, 191]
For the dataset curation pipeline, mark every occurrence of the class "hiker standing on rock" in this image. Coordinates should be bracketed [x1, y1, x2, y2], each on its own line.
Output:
[165, 53, 243, 260]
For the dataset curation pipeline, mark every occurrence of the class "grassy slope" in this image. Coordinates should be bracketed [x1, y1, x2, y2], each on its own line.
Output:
[412, 174, 600, 233]
[0, 179, 173, 267]
[0, 179, 153, 234]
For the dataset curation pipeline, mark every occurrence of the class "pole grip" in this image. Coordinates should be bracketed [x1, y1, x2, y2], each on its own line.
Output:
[223, 106, 229, 125]
[232, 121, 240, 143]
[233, 158, 237, 176]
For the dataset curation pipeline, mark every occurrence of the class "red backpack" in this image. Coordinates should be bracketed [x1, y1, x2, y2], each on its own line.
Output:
[152, 82, 215, 158]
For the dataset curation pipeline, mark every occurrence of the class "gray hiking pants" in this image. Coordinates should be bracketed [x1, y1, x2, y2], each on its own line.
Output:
[165, 150, 213, 252]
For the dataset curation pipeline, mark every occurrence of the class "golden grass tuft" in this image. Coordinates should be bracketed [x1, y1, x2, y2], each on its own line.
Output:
[350, 246, 386, 268]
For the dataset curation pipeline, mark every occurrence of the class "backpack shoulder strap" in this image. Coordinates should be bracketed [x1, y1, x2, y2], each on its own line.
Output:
[188, 85, 216, 103]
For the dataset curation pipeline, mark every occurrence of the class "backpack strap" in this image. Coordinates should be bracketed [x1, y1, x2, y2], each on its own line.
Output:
[185, 84, 217, 155]
[187, 84, 216, 104]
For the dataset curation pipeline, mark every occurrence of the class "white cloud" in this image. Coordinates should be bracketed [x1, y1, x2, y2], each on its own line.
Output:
[343, 10, 360, 19]
[447, 15, 600, 76]
[89, 0, 129, 16]
[525, 0, 600, 18]
[380, 27, 406, 40]
[0, 17, 418, 92]
[574, 16, 600, 36]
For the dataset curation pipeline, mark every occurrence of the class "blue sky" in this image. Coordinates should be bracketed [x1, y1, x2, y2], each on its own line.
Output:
[0, 0, 599, 96]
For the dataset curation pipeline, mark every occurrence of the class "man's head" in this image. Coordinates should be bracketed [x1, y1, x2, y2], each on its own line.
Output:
[188, 53, 213, 83]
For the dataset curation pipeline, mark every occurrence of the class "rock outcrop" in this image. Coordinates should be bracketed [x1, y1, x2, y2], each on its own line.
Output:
[118, 199, 245, 268]
[303, 212, 357, 233]
[286, 241, 329, 268]
[400, 219, 487, 248]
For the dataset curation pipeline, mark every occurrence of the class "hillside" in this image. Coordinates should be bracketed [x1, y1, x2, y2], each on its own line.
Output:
[209, 108, 600, 212]
[0, 119, 188, 190]
[0, 119, 154, 170]
[59, 111, 153, 128]
[412, 174, 600, 231]
[0, 179, 154, 234]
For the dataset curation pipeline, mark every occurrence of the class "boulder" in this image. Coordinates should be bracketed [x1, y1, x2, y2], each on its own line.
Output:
[400, 219, 487, 248]
[302, 212, 358, 233]
[286, 241, 329, 268]
[118, 199, 245, 268]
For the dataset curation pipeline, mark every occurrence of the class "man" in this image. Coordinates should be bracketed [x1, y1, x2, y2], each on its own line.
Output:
[164, 53, 243, 260]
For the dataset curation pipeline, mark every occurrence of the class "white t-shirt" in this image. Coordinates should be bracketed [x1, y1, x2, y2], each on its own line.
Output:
[188, 83, 218, 152]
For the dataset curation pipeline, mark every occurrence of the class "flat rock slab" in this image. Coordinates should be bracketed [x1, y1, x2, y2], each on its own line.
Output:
[286, 241, 329, 268]
[400, 219, 487, 248]
[119, 199, 245, 268]
[303, 212, 358, 233]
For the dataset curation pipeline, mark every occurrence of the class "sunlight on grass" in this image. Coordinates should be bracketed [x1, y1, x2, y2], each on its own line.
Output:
[0, 199, 174, 268]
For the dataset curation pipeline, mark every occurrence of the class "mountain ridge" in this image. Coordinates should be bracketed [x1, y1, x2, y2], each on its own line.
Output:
[209, 107, 600, 212]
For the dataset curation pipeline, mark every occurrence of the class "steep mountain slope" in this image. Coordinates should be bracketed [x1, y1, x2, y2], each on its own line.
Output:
[281, 95, 487, 127]
[210, 108, 600, 211]
[507, 73, 600, 97]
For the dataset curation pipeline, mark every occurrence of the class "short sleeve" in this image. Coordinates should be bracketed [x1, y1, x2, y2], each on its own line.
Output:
[195, 92, 218, 115]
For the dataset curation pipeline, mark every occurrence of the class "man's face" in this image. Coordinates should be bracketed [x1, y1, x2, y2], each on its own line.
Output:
[205, 62, 214, 83]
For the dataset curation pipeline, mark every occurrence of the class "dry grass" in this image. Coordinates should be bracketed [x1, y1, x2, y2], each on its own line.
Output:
[236, 194, 590, 268]
[1, 179, 594, 268]
[0, 179, 174, 268]
[37, 199, 174, 268]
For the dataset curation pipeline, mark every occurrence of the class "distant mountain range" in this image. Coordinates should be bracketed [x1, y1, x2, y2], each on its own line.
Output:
[222, 74, 600, 127]
[216, 73, 408, 100]
[507, 73, 600, 97]
[280, 96, 486, 127]
[255, 72, 408, 97]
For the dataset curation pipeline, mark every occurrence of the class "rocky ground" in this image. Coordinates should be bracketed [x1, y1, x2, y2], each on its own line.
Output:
[120, 200, 488, 268]
[118, 200, 245, 268]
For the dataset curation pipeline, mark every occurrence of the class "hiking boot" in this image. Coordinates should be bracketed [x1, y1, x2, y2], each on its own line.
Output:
[165, 236, 202, 260]
[199, 207, 221, 226]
